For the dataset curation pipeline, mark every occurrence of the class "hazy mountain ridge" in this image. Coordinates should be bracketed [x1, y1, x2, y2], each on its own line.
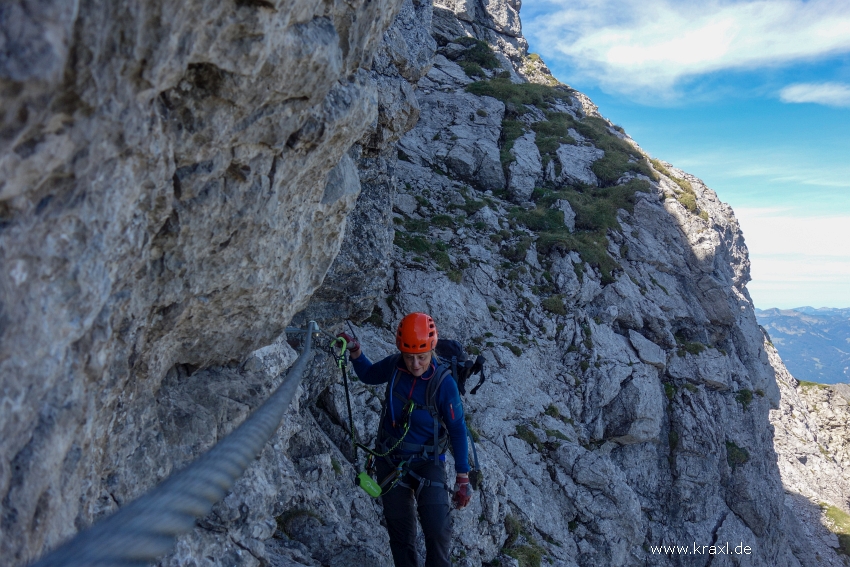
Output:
[756, 307, 850, 384]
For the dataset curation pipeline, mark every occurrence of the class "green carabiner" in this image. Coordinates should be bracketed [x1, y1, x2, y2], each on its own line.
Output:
[329, 336, 347, 369]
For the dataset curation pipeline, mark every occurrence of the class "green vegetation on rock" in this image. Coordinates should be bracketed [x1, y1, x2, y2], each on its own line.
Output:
[515, 424, 544, 452]
[546, 429, 570, 441]
[508, 180, 651, 283]
[735, 389, 753, 410]
[650, 158, 703, 214]
[453, 37, 501, 69]
[531, 112, 576, 168]
[675, 332, 707, 357]
[821, 504, 850, 555]
[467, 77, 574, 109]
[500, 118, 526, 168]
[503, 515, 546, 567]
[504, 342, 523, 357]
[394, 231, 458, 276]
[502, 235, 533, 262]
[725, 441, 749, 469]
[458, 61, 485, 79]
[541, 295, 567, 315]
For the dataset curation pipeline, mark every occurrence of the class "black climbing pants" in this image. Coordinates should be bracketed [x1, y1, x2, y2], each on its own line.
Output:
[376, 458, 452, 567]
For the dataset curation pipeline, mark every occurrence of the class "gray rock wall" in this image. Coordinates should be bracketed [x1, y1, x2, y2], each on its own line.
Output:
[0, 1, 409, 564]
[306, 1, 822, 565]
[769, 345, 850, 565]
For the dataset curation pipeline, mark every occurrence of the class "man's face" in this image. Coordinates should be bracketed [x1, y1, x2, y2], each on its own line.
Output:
[402, 351, 432, 377]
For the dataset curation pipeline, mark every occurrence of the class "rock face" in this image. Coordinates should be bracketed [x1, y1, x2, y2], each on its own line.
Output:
[1, 1, 841, 567]
[769, 345, 850, 566]
[0, 1, 410, 565]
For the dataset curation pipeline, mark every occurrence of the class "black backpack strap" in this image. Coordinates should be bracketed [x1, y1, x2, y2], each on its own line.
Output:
[469, 355, 486, 395]
[451, 356, 459, 393]
[425, 365, 452, 462]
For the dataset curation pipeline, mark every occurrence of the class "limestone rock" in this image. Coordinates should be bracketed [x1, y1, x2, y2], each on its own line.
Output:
[0, 0, 409, 564]
[552, 199, 576, 231]
[667, 349, 734, 390]
[399, 90, 505, 191]
[556, 143, 605, 186]
[507, 132, 542, 202]
[628, 330, 666, 370]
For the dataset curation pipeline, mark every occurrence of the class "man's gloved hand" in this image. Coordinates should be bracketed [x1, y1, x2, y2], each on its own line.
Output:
[453, 475, 471, 508]
[336, 332, 360, 354]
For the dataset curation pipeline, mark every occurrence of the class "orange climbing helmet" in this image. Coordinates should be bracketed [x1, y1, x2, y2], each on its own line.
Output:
[396, 312, 438, 353]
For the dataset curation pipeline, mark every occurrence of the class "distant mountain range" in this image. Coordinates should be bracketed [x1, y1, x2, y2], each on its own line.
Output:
[756, 307, 850, 384]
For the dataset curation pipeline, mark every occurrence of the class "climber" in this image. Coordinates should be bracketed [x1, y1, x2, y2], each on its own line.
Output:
[338, 312, 471, 567]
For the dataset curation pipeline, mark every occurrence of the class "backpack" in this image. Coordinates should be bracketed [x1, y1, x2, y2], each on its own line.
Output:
[433, 339, 486, 396]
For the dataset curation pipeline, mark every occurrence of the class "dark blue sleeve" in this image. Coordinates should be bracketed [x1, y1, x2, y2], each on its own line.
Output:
[437, 376, 470, 473]
[351, 353, 397, 385]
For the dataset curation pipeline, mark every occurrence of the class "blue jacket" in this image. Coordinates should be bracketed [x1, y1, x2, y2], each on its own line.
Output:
[351, 352, 470, 473]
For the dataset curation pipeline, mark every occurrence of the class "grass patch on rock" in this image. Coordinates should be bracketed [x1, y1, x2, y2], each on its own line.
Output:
[472, 78, 652, 184]
[799, 380, 829, 390]
[821, 504, 850, 555]
[515, 425, 544, 451]
[465, 414, 481, 442]
[546, 429, 570, 441]
[452, 37, 501, 69]
[725, 441, 749, 470]
[568, 115, 656, 185]
[458, 61, 485, 79]
[650, 158, 702, 213]
[500, 118, 526, 168]
[675, 332, 707, 357]
[509, 180, 651, 284]
[467, 77, 574, 110]
[531, 112, 576, 167]
[501, 235, 533, 262]
[394, 232, 430, 254]
[394, 232, 457, 275]
[503, 514, 547, 567]
[735, 389, 753, 410]
[541, 295, 567, 315]
[503, 342, 523, 357]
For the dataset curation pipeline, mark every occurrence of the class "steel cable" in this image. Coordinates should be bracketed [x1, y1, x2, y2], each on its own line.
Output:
[29, 322, 317, 567]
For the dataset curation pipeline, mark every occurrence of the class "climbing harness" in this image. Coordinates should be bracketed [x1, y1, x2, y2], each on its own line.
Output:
[330, 328, 484, 498]
[332, 326, 451, 498]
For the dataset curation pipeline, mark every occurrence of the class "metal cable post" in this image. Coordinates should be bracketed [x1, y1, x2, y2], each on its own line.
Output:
[29, 321, 319, 567]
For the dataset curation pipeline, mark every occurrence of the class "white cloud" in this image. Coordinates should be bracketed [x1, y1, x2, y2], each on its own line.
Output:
[525, 0, 850, 98]
[733, 208, 850, 308]
[780, 82, 850, 107]
[671, 147, 850, 191]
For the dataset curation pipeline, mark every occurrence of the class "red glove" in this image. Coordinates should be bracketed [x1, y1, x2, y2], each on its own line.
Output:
[336, 332, 360, 354]
[453, 475, 471, 508]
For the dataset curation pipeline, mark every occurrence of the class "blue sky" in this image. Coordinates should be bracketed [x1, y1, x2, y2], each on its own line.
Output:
[522, 0, 850, 309]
